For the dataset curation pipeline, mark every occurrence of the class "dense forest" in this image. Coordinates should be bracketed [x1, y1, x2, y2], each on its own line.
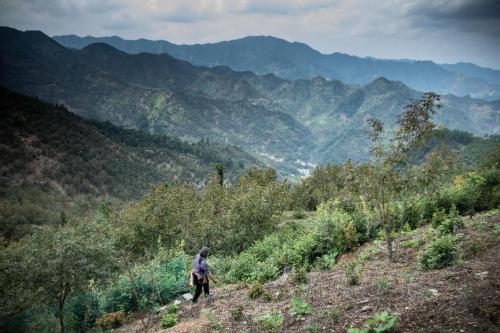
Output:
[1, 93, 498, 332]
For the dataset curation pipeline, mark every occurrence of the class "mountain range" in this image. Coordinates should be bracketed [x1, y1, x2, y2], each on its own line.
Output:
[1, 27, 499, 176]
[0, 86, 259, 199]
[54, 34, 500, 101]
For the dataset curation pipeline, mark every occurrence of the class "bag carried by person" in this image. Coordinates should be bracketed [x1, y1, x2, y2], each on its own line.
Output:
[189, 270, 195, 287]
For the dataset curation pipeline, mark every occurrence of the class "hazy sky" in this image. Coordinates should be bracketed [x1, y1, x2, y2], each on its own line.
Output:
[1, 0, 499, 69]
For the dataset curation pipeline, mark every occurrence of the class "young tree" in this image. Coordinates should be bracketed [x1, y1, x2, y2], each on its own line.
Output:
[364, 93, 441, 261]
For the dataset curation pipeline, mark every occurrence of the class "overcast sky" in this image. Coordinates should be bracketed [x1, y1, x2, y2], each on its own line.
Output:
[1, 0, 499, 69]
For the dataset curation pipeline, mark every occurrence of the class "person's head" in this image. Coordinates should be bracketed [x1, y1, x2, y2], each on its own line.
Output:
[199, 246, 209, 259]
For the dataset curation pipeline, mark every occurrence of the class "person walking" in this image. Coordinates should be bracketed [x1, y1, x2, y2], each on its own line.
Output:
[191, 246, 216, 303]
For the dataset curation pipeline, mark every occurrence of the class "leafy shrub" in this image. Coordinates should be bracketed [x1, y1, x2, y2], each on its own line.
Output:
[314, 249, 339, 270]
[292, 210, 307, 219]
[420, 235, 461, 270]
[438, 206, 463, 235]
[65, 292, 101, 333]
[431, 209, 447, 229]
[252, 312, 285, 332]
[365, 311, 398, 332]
[316, 204, 358, 252]
[401, 238, 423, 248]
[290, 297, 312, 320]
[161, 313, 177, 328]
[493, 224, 500, 236]
[348, 311, 398, 333]
[231, 305, 244, 322]
[344, 260, 363, 285]
[22, 308, 59, 333]
[95, 311, 125, 330]
[215, 206, 363, 284]
[102, 255, 188, 313]
[248, 282, 264, 299]
[164, 304, 179, 315]
[292, 267, 309, 285]
[201, 309, 223, 330]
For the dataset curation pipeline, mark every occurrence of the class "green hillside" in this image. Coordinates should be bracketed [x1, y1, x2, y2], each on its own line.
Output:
[0, 87, 260, 238]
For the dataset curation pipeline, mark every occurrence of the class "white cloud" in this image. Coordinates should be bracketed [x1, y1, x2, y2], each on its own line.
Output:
[1, 0, 499, 68]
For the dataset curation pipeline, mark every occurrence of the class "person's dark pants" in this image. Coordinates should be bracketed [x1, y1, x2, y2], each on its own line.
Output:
[192, 273, 209, 303]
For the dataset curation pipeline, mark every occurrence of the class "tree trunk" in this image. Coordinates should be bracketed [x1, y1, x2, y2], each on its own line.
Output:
[59, 300, 65, 333]
[384, 226, 395, 262]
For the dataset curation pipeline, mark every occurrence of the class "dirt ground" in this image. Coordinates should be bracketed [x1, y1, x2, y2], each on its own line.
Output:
[120, 212, 500, 333]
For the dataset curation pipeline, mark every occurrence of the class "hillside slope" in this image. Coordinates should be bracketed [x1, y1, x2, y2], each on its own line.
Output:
[54, 34, 500, 100]
[119, 212, 500, 332]
[0, 86, 260, 198]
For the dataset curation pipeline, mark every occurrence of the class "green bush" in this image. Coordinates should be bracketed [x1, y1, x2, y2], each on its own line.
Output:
[438, 206, 463, 235]
[102, 256, 188, 313]
[348, 311, 397, 333]
[316, 203, 358, 252]
[420, 235, 461, 270]
[253, 312, 285, 332]
[314, 249, 339, 270]
[292, 267, 309, 285]
[231, 305, 244, 322]
[431, 209, 447, 229]
[290, 297, 313, 320]
[164, 303, 179, 315]
[65, 292, 101, 333]
[248, 282, 265, 299]
[214, 206, 365, 284]
[292, 210, 307, 219]
[161, 313, 177, 328]
[344, 260, 363, 285]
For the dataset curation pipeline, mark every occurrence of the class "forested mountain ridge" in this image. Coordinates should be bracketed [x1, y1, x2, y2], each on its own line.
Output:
[54, 34, 500, 100]
[0, 86, 259, 198]
[2, 27, 499, 174]
[0, 27, 315, 176]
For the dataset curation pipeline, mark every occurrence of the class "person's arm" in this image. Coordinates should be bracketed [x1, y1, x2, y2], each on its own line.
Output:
[202, 260, 217, 283]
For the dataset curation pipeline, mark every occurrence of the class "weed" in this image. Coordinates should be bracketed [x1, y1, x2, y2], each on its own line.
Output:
[402, 272, 416, 284]
[231, 305, 244, 322]
[161, 313, 177, 328]
[365, 311, 398, 332]
[252, 312, 285, 332]
[164, 303, 179, 314]
[348, 311, 398, 333]
[401, 238, 423, 248]
[376, 275, 393, 291]
[466, 240, 482, 256]
[290, 296, 312, 320]
[308, 321, 321, 333]
[344, 259, 363, 285]
[471, 220, 487, 230]
[493, 224, 500, 236]
[330, 307, 342, 322]
[201, 309, 223, 330]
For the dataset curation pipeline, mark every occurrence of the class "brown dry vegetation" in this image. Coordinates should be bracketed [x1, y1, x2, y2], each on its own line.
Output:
[119, 212, 500, 333]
